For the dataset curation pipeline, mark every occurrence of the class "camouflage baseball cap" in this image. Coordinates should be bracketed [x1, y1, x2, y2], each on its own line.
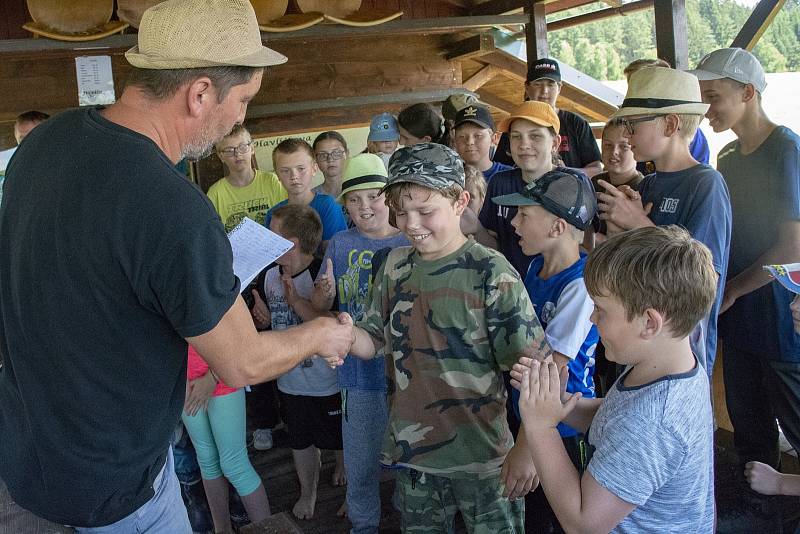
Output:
[386, 143, 465, 190]
[492, 169, 597, 230]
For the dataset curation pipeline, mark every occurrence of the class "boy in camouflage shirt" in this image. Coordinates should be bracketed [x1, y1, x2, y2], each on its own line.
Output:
[345, 143, 548, 533]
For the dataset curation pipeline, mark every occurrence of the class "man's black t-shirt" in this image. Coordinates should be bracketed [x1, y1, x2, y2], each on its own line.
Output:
[0, 108, 239, 526]
[557, 109, 601, 169]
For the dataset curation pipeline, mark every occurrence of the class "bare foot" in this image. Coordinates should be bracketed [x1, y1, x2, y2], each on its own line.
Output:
[292, 494, 316, 520]
[332, 465, 347, 487]
[336, 501, 348, 517]
[332, 451, 347, 486]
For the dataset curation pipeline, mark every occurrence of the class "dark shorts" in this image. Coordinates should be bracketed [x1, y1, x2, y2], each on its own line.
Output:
[279, 391, 343, 451]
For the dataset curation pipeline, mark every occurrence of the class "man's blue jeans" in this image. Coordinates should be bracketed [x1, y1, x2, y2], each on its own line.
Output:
[0, 448, 191, 533]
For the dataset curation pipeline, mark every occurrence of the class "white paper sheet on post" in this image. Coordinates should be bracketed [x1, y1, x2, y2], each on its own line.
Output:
[228, 217, 293, 289]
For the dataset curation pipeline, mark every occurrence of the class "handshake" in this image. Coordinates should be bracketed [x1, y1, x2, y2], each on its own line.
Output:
[313, 312, 356, 368]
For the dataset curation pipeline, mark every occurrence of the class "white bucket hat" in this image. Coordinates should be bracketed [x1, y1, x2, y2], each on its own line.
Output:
[125, 0, 287, 69]
[612, 67, 709, 118]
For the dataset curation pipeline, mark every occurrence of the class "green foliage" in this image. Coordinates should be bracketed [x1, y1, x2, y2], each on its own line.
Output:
[546, 0, 800, 79]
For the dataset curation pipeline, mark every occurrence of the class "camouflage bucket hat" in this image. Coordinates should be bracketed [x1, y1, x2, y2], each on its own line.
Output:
[386, 143, 465, 191]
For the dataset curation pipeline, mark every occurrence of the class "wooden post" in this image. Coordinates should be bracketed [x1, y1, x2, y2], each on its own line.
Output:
[731, 0, 786, 51]
[525, 1, 548, 63]
[653, 0, 688, 70]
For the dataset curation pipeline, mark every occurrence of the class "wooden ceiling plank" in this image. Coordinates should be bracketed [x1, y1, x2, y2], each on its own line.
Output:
[463, 64, 499, 91]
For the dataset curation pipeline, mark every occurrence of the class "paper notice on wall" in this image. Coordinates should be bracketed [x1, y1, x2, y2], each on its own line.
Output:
[75, 56, 116, 106]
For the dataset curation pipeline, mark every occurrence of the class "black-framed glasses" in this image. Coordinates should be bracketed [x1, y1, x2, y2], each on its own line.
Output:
[218, 142, 252, 157]
[620, 115, 662, 136]
[315, 149, 346, 163]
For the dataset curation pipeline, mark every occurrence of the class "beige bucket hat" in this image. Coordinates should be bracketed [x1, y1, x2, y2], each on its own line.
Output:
[612, 67, 709, 118]
[125, 0, 288, 69]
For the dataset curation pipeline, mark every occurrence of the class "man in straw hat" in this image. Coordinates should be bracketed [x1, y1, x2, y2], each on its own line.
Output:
[596, 66, 731, 379]
[0, 0, 354, 531]
[691, 48, 800, 526]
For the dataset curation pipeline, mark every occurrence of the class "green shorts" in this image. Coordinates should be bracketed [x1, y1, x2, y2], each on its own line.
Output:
[395, 468, 524, 534]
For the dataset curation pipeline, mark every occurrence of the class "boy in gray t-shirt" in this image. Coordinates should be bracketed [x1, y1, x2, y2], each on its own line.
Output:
[513, 226, 717, 533]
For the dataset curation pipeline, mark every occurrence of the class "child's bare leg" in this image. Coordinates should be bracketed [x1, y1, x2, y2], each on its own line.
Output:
[332, 449, 347, 486]
[202, 476, 233, 534]
[292, 446, 320, 519]
[239, 482, 271, 523]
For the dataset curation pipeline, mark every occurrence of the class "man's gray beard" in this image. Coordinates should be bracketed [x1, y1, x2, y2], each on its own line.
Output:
[182, 137, 216, 161]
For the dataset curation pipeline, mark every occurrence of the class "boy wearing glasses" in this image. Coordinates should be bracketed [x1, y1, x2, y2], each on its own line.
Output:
[208, 124, 287, 232]
[597, 67, 731, 377]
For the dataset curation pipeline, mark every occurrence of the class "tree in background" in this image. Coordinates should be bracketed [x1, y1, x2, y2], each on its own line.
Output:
[547, 0, 800, 80]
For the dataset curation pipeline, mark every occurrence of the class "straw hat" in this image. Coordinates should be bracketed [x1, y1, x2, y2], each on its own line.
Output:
[613, 67, 709, 118]
[338, 153, 388, 201]
[125, 0, 287, 69]
[496, 101, 560, 134]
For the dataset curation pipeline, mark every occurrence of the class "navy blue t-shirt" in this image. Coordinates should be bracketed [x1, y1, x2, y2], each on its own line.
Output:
[717, 126, 800, 361]
[639, 164, 731, 373]
[0, 108, 239, 526]
[483, 161, 512, 182]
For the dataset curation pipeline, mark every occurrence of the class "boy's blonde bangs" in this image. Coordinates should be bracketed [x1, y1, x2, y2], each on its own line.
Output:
[584, 225, 718, 338]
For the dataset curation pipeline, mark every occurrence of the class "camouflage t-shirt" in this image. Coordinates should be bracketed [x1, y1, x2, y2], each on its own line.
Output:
[357, 238, 545, 478]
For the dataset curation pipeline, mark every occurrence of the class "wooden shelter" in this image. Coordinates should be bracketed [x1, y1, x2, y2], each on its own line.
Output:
[0, 0, 786, 180]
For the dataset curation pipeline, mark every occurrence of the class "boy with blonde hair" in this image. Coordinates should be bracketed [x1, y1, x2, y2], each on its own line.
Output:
[208, 124, 287, 233]
[344, 143, 549, 533]
[515, 225, 717, 533]
[597, 67, 731, 376]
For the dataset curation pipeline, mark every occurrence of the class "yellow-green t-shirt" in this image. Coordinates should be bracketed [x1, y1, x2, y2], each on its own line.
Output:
[206, 170, 288, 232]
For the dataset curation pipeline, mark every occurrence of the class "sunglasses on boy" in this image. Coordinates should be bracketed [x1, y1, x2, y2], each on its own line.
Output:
[218, 141, 253, 157]
[315, 149, 347, 163]
[619, 115, 663, 136]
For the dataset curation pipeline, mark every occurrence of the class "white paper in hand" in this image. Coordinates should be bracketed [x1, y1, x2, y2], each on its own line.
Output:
[228, 217, 293, 289]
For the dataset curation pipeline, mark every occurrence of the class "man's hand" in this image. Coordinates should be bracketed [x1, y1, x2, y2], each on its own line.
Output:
[312, 258, 336, 312]
[250, 289, 270, 328]
[518, 360, 581, 430]
[596, 179, 652, 231]
[310, 313, 354, 368]
[501, 441, 540, 500]
[184, 372, 217, 416]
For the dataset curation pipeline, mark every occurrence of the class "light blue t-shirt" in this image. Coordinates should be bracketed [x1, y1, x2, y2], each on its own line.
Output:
[264, 260, 339, 397]
[587, 359, 715, 533]
[264, 191, 348, 241]
[319, 227, 408, 391]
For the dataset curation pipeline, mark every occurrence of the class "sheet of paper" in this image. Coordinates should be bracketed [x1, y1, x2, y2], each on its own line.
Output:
[75, 56, 116, 106]
[228, 217, 293, 289]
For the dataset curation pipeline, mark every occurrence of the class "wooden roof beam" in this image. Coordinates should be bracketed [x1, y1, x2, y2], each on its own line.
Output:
[654, 0, 688, 70]
[476, 91, 518, 114]
[446, 33, 496, 61]
[463, 65, 500, 91]
[731, 0, 786, 50]
[471, 0, 599, 16]
[245, 88, 478, 118]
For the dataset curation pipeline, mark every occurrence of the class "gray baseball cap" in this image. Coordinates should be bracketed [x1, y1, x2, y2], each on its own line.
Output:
[386, 143, 465, 190]
[688, 47, 766, 93]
